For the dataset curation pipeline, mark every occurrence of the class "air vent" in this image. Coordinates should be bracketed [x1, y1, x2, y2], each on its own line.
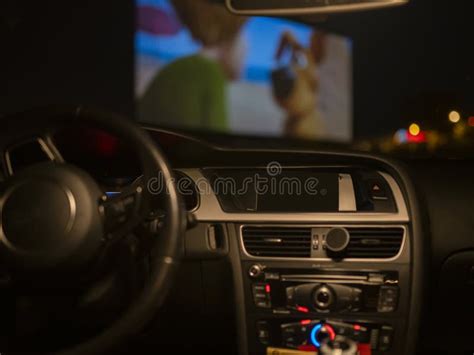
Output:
[242, 227, 311, 258]
[174, 171, 199, 211]
[346, 227, 404, 259]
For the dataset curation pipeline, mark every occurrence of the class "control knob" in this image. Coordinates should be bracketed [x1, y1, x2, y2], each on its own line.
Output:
[313, 285, 335, 310]
[320, 336, 358, 355]
[325, 227, 350, 257]
[310, 323, 336, 348]
[249, 264, 264, 278]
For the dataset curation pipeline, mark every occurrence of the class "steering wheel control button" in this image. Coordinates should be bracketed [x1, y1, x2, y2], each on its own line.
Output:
[324, 228, 350, 256]
[102, 188, 141, 234]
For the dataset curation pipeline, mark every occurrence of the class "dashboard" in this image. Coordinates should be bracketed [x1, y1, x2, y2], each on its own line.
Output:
[177, 163, 417, 355]
[1, 124, 473, 354]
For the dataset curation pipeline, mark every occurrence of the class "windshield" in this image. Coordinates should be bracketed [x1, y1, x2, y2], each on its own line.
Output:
[136, 0, 353, 143]
[136, 0, 473, 158]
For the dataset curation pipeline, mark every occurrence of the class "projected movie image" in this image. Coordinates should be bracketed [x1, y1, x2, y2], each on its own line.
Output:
[136, 0, 353, 141]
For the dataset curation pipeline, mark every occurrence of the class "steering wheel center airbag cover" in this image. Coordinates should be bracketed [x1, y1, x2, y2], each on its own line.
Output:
[0, 163, 103, 271]
[3, 180, 73, 248]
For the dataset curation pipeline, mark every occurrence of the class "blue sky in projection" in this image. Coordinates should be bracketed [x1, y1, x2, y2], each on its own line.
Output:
[136, 0, 312, 83]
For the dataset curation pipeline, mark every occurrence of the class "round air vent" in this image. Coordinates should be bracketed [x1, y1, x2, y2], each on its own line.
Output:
[174, 171, 199, 212]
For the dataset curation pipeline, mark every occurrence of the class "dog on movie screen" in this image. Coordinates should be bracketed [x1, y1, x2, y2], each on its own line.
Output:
[272, 31, 327, 140]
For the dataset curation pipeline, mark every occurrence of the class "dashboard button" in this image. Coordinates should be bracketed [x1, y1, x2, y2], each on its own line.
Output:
[256, 321, 270, 345]
[378, 326, 393, 351]
[377, 286, 399, 312]
[256, 300, 271, 308]
[265, 272, 280, 281]
[286, 287, 296, 306]
[369, 181, 388, 200]
[249, 264, 264, 278]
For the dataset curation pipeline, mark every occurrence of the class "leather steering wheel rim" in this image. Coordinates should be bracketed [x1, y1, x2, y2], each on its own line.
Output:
[1, 106, 184, 355]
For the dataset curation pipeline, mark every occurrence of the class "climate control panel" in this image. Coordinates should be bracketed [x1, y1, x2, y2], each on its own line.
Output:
[264, 319, 394, 352]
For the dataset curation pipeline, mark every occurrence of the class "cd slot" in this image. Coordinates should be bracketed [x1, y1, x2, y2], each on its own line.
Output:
[281, 274, 366, 281]
[280, 273, 386, 285]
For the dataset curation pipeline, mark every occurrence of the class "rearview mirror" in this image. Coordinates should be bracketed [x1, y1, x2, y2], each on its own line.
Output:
[226, 0, 407, 15]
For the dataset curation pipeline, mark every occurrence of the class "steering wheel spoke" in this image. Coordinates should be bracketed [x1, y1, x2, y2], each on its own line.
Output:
[41, 132, 66, 163]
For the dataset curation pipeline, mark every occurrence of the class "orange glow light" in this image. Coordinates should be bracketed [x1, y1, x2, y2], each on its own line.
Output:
[409, 123, 421, 136]
[449, 110, 461, 123]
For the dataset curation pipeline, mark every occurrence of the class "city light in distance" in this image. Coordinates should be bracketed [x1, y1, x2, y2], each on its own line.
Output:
[409, 123, 421, 136]
[449, 110, 461, 123]
[394, 129, 408, 144]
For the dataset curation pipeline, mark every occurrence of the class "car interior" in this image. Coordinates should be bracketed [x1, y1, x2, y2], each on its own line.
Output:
[1, 0, 473, 354]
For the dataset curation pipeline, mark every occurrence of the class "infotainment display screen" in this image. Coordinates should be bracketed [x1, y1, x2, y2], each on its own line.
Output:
[258, 171, 339, 212]
[205, 169, 339, 213]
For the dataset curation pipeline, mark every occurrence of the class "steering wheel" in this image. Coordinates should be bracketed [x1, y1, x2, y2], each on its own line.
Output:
[0, 107, 184, 354]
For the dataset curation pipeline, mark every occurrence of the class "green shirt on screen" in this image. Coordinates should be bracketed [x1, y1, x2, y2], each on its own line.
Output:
[139, 55, 228, 131]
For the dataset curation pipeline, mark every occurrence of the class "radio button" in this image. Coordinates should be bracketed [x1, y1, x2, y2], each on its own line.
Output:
[273, 308, 290, 315]
[264, 272, 280, 281]
[256, 321, 270, 345]
[370, 329, 380, 349]
[378, 326, 394, 351]
[256, 300, 271, 308]
[286, 287, 296, 306]
[377, 286, 399, 312]
[282, 325, 297, 336]
[253, 283, 272, 308]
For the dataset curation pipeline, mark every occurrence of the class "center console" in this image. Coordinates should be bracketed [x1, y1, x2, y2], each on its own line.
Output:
[183, 165, 414, 355]
[237, 222, 409, 355]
